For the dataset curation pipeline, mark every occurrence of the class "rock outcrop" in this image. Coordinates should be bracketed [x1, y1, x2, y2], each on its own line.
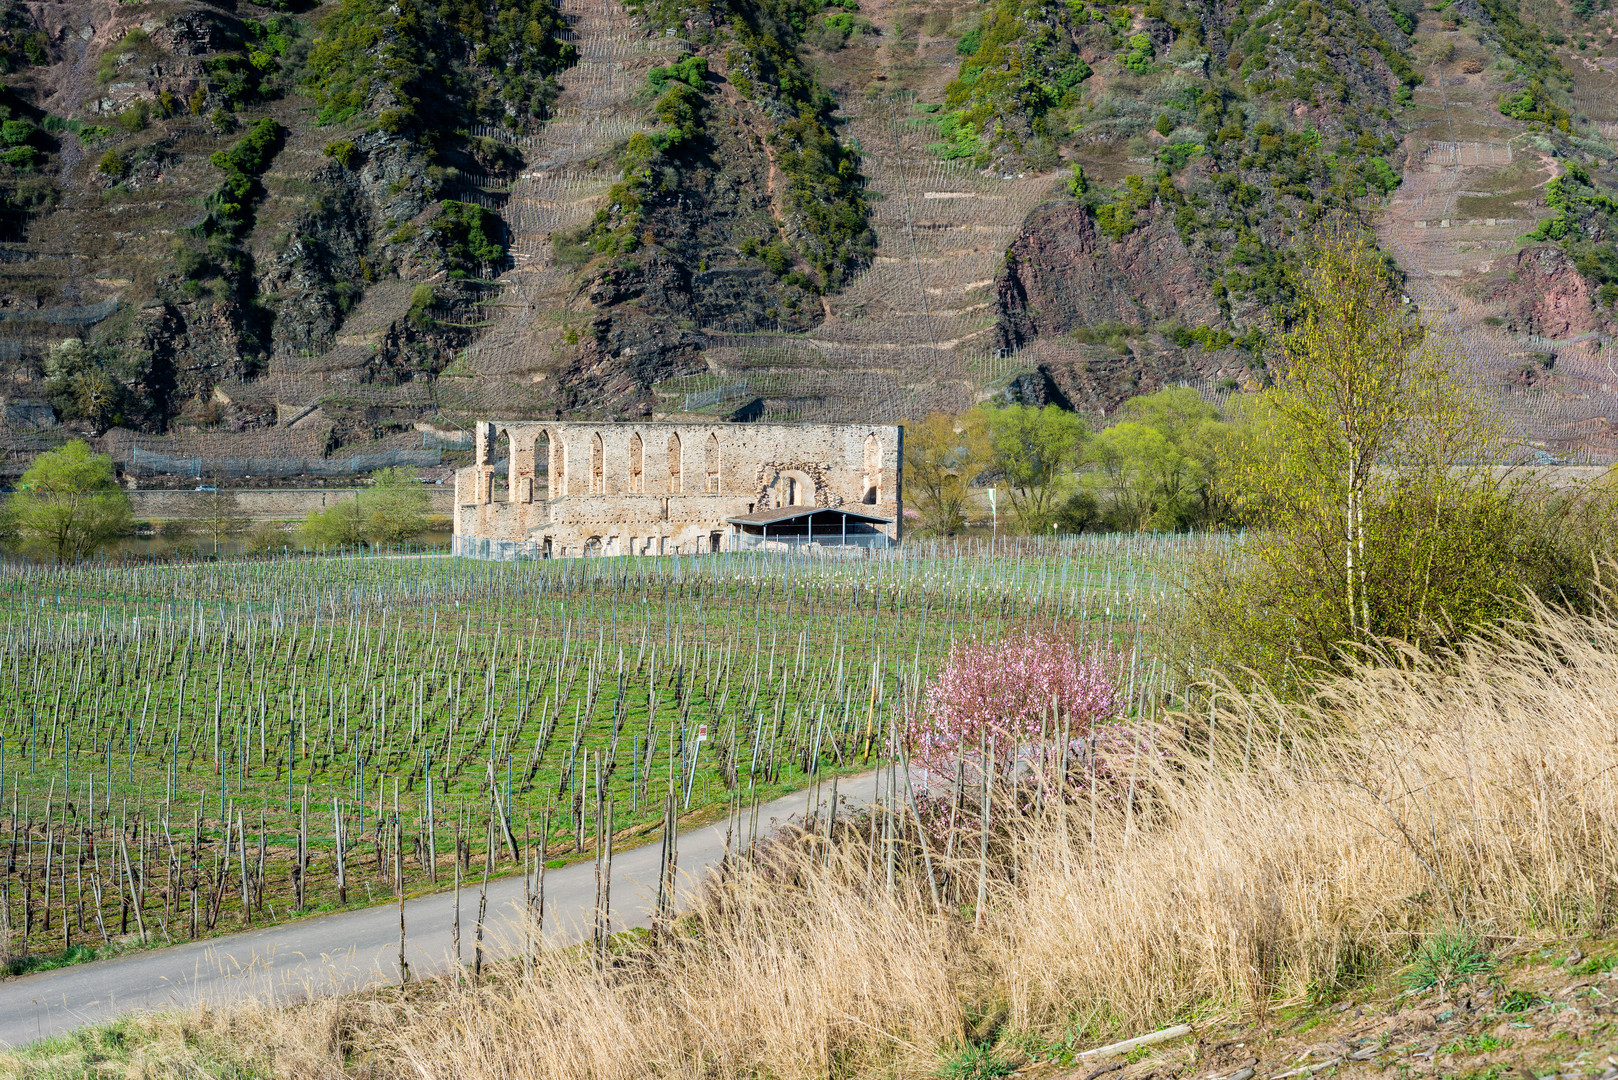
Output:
[996, 203, 1223, 350]
[1489, 244, 1612, 340]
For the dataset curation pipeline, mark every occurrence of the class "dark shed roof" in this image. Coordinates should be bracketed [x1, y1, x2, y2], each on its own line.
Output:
[725, 506, 893, 527]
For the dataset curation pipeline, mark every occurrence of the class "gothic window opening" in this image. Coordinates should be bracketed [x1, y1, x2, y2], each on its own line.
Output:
[862, 433, 880, 504]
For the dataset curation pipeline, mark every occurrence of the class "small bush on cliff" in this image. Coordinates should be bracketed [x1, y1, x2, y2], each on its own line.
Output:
[646, 55, 707, 92]
[204, 118, 285, 240]
[407, 285, 436, 326]
[430, 200, 505, 275]
[323, 139, 358, 168]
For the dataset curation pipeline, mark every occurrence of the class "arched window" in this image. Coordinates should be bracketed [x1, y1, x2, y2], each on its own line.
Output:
[862, 433, 880, 505]
[496, 428, 514, 503]
[513, 431, 538, 503]
[590, 432, 605, 495]
[705, 433, 720, 493]
[628, 432, 643, 493]
[533, 431, 551, 501]
[668, 432, 682, 493]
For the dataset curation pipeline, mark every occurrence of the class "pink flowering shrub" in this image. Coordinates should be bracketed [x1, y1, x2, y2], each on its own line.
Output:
[906, 634, 1124, 787]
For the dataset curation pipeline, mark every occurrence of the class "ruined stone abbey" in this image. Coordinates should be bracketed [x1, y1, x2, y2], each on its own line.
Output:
[453, 421, 903, 558]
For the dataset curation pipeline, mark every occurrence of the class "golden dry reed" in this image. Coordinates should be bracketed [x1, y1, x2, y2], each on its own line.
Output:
[12, 595, 1618, 1079]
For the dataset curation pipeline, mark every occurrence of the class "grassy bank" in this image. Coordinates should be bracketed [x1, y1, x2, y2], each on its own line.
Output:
[9, 588, 1618, 1076]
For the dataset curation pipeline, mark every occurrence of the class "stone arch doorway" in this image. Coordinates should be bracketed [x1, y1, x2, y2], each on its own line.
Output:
[776, 468, 814, 507]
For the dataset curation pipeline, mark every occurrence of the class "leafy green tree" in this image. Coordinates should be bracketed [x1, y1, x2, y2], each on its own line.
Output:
[1087, 387, 1237, 531]
[363, 467, 430, 544]
[296, 468, 431, 549]
[1089, 421, 1181, 531]
[1235, 225, 1488, 643]
[981, 404, 1087, 533]
[2, 441, 133, 563]
[296, 499, 364, 549]
[1170, 225, 1558, 687]
[904, 411, 988, 536]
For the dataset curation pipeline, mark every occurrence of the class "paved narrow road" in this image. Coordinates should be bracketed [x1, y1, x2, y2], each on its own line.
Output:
[0, 775, 875, 1048]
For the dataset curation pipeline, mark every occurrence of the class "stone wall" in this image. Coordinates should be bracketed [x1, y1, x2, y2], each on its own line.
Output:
[131, 487, 456, 521]
[456, 420, 903, 557]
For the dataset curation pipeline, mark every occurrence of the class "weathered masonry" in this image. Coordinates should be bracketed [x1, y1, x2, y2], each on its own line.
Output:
[453, 420, 903, 558]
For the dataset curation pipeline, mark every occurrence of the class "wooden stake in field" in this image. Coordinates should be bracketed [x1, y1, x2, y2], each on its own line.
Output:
[473, 860, 489, 984]
[975, 735, 992, 931]
[396, 811, 409, 985]
[655, 786, 677, 942]
[451, 819, 462, 985]
[332, 799, 346, 905]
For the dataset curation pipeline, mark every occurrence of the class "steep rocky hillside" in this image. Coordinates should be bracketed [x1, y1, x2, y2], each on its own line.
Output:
[0, 0, 576, 469]
[0, 0, 1614, 470]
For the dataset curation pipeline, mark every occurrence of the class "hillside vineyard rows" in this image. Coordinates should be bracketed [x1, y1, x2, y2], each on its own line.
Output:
[0, 0, 1614, 471]
[0, 537, 1184, 956]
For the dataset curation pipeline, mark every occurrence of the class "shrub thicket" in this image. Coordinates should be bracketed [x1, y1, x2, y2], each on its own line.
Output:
[307, 0, 574, 132]
[1167, 226, 1618, 688]
[204, 118, 286, 240]
[1525, 162, 1618, 308]
[935, 0, 1092, 168]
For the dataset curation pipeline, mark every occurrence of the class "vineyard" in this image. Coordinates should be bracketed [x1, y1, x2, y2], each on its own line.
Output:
[1376, 13, 1618, 462]
[0, 536, 1190, 967]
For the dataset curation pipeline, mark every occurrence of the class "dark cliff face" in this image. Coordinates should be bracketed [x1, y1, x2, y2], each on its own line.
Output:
[996, 202, 1222, 350]
[259, 161, 373, 358]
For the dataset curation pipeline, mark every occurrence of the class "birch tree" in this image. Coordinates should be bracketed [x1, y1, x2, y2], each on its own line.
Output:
[1203, 223, 1507, 675]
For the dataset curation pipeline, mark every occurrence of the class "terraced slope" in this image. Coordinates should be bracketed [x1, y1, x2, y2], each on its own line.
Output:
[441, 0, 688, 417]
[652, 0, 1069, 423]
[1378, 10, 1618, 460]
[698, 110, 1061, 422]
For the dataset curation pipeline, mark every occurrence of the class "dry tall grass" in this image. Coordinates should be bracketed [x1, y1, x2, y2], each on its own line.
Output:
[14, 597, 1618, 1080]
